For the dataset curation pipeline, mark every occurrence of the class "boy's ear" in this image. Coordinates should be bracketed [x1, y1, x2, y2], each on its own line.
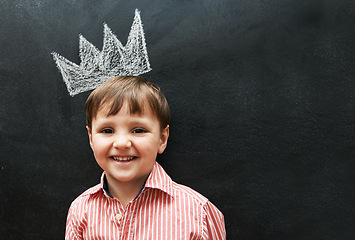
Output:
[86, 126, 93, 149]
[158, 125, 169, 154]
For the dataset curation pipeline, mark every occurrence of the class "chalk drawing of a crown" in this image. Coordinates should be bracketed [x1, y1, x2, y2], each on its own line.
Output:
[52, 9, 151, 96]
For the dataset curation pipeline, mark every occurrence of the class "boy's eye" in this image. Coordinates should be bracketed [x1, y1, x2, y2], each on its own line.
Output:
[132, 128, 146, 134]
[100, 128, 113, 134]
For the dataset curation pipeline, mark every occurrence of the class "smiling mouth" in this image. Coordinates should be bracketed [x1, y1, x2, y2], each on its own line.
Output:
[111, 156, 136, 162]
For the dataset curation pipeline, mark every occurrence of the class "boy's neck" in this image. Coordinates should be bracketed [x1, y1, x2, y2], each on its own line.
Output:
[105, 174, 149, 208]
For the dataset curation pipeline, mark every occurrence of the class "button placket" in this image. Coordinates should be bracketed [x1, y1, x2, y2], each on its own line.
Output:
[109, 199, 124, 227]
[115, 213, 122, 221]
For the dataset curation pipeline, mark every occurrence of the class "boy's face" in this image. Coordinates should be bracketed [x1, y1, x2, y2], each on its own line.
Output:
[87, 103, 169, 187]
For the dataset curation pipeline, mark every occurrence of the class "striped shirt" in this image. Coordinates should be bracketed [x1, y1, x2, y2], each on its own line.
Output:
[65, 162, 226, 239]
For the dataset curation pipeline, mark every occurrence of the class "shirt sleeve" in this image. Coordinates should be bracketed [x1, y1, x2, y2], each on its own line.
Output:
[202, 201, 226, 239]
[65, 202, 85, 240]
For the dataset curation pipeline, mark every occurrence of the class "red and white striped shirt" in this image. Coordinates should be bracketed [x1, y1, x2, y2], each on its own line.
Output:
[65, 162, 226, 239]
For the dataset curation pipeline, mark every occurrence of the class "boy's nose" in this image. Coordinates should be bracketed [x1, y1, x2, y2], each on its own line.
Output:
[112, 135, 132, 149]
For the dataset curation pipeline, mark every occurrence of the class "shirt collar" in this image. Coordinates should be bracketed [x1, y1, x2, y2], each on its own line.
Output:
[100, 173, 112, 198]
[144, 162, 173, 197]
[102, 174, 114, 198]
[99, 161, 173, 198]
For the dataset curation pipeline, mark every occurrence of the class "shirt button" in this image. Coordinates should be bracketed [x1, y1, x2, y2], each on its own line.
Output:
[115, 213, 122, 221]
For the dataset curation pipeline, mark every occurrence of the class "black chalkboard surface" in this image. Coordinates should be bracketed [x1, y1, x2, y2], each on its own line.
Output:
[1, 0, 355, 239]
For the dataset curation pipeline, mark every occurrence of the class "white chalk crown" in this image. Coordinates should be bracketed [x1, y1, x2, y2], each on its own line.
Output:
[52, 9, 151, 96]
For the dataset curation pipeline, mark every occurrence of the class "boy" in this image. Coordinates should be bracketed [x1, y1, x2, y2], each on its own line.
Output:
[65, 76, 226, 239]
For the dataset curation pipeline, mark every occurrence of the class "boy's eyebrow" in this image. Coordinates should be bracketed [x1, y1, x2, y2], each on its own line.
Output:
[94, 116, 154, 126]
[127, 118, 155, 126]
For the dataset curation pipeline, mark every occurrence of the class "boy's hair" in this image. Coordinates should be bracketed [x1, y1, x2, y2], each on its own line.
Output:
[85, 76, 170, 130]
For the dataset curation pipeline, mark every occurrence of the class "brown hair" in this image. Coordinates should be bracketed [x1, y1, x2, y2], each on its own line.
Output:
[85, 76, 170, 130]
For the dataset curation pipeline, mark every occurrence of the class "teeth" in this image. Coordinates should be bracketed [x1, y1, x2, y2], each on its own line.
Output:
[112, 156, 135, 161]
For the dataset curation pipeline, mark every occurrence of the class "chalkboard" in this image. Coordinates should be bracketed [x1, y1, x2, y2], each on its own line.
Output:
[1, 0, 355, 239]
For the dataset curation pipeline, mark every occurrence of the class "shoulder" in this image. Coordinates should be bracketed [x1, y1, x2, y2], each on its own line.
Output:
[68, 183, 103, 213]
[171, 181, 225, 228]
[65, 184, 104, 239]
[149, 163, 224, 217]
[171, 181, 209, 206]
[171, 182, 226, 238]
